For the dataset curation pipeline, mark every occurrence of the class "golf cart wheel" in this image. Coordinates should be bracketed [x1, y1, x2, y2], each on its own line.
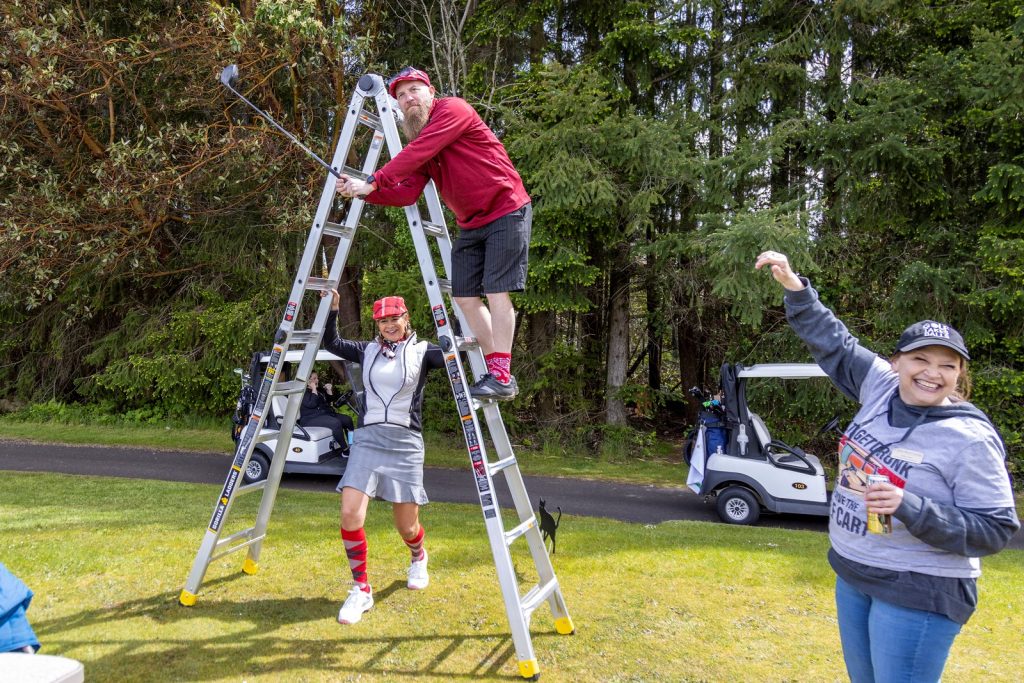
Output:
[243, 451, 270, 484]
[716, 486, 761, 525]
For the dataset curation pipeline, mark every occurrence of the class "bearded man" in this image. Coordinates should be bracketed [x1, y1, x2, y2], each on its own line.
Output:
[337, 67, 531, 402]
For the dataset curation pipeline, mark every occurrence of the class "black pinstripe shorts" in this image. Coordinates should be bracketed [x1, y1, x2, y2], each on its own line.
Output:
[451, 203, 532, 296]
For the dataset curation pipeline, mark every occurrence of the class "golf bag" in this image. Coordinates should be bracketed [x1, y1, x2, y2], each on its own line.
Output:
[684, 387, 727, 464]
[684, 385, 728, 494]
[231, 352, 261, 443]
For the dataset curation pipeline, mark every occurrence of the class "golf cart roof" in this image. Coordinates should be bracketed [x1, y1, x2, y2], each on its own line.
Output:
[736, 363, 827, 379]
[259, 350, 344, 363]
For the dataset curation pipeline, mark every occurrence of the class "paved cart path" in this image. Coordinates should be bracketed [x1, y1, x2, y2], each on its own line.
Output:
[1, 439, 1020, 548]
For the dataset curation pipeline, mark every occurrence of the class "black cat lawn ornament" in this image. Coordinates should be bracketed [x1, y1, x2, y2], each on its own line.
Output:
[538, 499, 561, 555]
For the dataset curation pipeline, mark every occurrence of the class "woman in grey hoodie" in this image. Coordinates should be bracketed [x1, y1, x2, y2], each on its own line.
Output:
[756, 251, 1019, 683]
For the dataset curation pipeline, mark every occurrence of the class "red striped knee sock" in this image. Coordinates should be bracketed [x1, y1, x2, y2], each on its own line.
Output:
[403, 526, 426, 561]
[485, 352, 512, 384]
[341, 527, 369, 590]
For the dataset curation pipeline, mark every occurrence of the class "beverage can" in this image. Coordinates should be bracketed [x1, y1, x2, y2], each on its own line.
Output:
[866, 473, 892, 534]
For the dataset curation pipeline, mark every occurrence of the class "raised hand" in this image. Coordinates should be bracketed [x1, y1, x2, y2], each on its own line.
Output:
[754, 250, 805, 291]
[325, 288, 341, 311]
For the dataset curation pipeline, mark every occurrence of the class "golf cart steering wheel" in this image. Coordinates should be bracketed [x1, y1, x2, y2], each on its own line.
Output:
[334, 389, 354, 408]
[766, 440, 817, 475]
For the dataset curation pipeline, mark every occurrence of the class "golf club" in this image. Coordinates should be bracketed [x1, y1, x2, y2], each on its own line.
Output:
[219, 64, 342, 179]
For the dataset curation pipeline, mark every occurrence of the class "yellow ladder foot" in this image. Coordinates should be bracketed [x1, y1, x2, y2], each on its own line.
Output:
[242, 558, 259, 575]
[555, 616, 575, 635]
[179, 590, 197, 606]
[518, 659, 540, 679]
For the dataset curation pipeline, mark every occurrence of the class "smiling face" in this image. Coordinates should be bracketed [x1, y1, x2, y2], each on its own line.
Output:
[376, 314, 410, 343]
[890, 345, 964, 407]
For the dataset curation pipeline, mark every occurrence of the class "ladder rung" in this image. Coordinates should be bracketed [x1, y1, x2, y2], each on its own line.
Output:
[213, 526, 259, 554]
[520, 577, 559, 617]
[456, 336, 479, 351]
[504, 516, 537, 546]
[236, 479, 267, 496]
[289, 329, 318, 346]
[256, 430, 277, 443]
[216, 527, 255, 548]
[211, 534, 266, 563]
[273, 380, 306, 396]
[421, 221, 446, 237]
[304, 277, 334, 292]
[488, 455, 517, 476]
[323, 221, 355, 239]
[357, 111, 383, 131]
[438, 279, 452, 295]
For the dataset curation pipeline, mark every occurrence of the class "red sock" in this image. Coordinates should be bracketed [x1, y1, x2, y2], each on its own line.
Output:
[403, 525, 426, 561]
[341, 527, 369, 590]
[485, 352, 512, 384]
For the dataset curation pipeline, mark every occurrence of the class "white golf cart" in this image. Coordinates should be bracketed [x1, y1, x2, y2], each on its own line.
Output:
[686, 363, 833, 525]
[231, 349, 361, 484]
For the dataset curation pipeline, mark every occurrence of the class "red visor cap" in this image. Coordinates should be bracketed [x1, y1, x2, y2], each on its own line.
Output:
[373, 296, 408, 320]
[388, 68, 432, 98]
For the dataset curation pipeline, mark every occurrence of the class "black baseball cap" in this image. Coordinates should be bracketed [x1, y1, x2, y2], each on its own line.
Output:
[894, 320, 970, 360]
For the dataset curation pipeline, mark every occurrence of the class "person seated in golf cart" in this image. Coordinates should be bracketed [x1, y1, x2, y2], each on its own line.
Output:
[299, 371, 354, 454]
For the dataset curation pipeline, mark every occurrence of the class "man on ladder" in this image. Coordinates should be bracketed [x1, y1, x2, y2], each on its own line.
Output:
[337, 67, 530, 402]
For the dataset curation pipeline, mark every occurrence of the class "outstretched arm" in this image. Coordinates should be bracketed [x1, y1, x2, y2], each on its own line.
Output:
[754, 250, 876, 401]
[336, 169, 431, 207]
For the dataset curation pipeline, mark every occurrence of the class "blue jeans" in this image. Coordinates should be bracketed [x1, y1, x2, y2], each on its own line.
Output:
[835, 576, 962, 683]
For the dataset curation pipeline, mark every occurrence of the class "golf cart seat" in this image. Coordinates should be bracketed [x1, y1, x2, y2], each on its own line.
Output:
[749, 412, 823, 476]
[268, 396, 333, 441]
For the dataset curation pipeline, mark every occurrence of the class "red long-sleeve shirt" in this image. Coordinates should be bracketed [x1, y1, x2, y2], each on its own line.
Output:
[367, 97, 530, 229]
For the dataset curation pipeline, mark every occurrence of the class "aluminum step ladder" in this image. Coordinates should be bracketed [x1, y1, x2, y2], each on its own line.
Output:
[179, 73, 573, 680]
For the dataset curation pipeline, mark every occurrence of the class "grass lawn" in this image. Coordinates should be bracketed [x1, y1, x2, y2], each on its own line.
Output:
[1, 472, 1021, 682]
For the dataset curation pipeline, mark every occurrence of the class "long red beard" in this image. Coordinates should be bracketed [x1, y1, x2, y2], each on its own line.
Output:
[401, 105, 430, 140]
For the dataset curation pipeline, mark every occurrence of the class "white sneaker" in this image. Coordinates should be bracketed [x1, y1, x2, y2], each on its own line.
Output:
[337, 584, 373, 624]
[407, 550, 429, 590]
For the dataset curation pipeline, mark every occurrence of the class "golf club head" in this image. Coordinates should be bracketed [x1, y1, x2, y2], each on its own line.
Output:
[220, 64, 240, 91]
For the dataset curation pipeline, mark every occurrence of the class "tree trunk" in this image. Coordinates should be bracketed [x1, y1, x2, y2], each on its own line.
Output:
[525, 310, 557, 422]
[580, 244, 606, 404]
[708, 0, 725, 162]
[646, 226, 662, 392]
[529, 14, 546, 68]
[604, 243, 631, 426]
[822, 23, 845, 235]
[337, 264, 362, 339]
[676, 311, 705, 424]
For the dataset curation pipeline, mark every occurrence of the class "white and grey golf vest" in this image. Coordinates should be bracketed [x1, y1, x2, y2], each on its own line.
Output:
[361, 335, 429, 429]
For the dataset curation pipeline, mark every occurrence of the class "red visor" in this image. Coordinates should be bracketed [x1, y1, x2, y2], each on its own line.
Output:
[388, 67, 432, 98]
[373, 296, 408, 320]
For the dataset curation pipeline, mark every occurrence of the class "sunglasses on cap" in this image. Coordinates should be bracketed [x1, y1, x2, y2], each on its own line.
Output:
[389, 66, 428, 80]
[387, 67, 432, 97]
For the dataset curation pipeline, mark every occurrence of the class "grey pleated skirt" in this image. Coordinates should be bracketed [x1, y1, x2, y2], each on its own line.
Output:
[336, 423, 429, 505]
